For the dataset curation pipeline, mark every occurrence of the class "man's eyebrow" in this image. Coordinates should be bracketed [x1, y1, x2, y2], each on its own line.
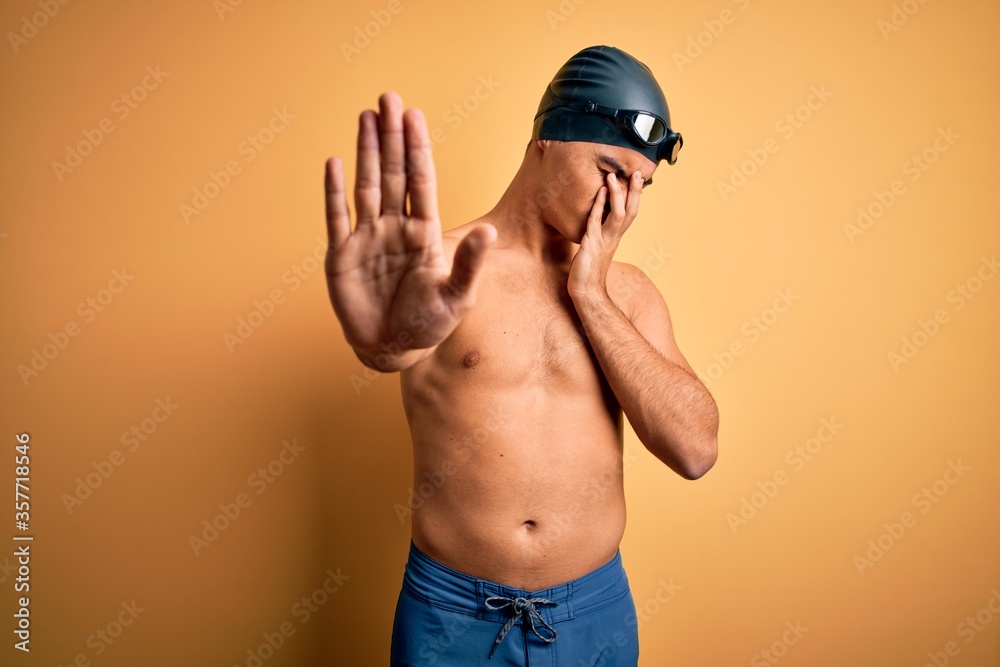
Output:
[597, 154, 653, 187]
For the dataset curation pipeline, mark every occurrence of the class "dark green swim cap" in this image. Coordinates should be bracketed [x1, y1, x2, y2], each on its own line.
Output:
[531, 45, 682, 165]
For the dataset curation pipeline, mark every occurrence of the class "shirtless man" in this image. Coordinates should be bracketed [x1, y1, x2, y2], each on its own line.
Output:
[324, 46, 718, 665]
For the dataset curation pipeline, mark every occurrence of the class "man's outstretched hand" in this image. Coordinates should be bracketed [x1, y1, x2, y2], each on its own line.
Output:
[324, 92, 496, 370]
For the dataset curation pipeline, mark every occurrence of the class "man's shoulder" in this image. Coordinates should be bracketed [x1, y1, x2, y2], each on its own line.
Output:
[607, 260, 658, 295]
[606, 260, 661, 320]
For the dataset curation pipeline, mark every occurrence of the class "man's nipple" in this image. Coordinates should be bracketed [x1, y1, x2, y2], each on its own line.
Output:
[462, 350, 481, 369]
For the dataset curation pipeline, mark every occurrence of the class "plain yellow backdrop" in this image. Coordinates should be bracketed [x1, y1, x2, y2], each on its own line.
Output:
[1, 0, 998, 665]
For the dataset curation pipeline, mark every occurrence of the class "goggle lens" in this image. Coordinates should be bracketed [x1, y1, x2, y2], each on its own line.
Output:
[631, 113, 665, 144]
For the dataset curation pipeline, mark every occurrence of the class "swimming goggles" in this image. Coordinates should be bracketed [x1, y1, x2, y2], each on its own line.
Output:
[550, 100, 683, 165]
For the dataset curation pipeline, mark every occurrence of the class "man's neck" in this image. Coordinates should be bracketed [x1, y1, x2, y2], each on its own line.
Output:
[479, 165, 575, 267]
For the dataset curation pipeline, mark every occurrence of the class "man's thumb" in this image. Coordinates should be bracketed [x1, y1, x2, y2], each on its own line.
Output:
[442, 224, 496, 302]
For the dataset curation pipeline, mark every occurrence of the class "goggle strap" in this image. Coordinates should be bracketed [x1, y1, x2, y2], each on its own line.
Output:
[541, 100, 683, 164]
[577, 102, 669, 144]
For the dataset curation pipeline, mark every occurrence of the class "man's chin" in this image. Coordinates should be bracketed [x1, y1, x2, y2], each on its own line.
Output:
[544, 220, 582, 244]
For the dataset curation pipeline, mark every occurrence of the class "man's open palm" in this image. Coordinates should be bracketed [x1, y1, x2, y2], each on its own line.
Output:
[324, 92, 496, 361]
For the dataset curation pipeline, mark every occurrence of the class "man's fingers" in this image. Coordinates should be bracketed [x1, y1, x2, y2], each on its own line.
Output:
[442, 224, 497, 303]
[325, 157, 350, 247]
[404, 108, 439, 222]
[587, 186, 607, 240]
[355, 109, 381, 226]
[621, 170, 643, 235]
[606, 172, 626, 230]
[379, 92, 407, 216]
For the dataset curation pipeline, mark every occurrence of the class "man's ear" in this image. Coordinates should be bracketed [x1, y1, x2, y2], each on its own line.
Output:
[525, 139, 549, 158]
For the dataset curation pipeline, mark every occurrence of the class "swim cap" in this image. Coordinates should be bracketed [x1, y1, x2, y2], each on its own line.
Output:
[531, 45, 682, 165]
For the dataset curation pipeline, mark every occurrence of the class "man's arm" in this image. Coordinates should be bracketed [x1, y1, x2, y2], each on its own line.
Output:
[323, 93, 495, 375]
[567, 170, 718, 479]
[575, 262, 719, 480]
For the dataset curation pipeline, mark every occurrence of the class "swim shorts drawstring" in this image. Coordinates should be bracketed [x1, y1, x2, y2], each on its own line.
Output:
[484, 594, 558, 659]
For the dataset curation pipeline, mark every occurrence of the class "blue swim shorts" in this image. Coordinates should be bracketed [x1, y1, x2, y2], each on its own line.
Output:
[390, 540, 639, 666]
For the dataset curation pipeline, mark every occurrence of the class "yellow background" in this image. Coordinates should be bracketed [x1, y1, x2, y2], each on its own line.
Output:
[2, 0, 998, 665]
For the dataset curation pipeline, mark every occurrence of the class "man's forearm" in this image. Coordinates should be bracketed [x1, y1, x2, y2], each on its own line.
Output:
[353, 344, 430, 373]
[573, 291, 719, 479]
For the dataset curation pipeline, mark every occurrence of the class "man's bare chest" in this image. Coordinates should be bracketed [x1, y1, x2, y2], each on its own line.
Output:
[437, 265, 600, 387]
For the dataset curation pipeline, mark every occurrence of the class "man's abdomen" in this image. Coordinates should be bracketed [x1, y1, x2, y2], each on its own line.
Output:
[402, 372, 628, 591]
